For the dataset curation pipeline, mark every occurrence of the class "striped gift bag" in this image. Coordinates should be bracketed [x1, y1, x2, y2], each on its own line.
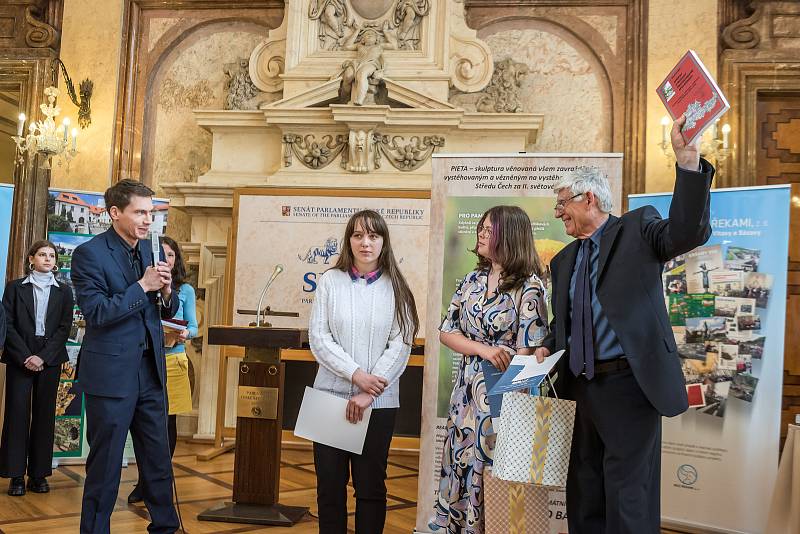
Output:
[492, 390, 575, 487]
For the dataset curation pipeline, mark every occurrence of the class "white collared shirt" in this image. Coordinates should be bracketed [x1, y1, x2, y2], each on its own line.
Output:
[22, 271, 59, 336]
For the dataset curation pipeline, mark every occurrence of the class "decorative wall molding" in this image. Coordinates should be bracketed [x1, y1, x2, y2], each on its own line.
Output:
[282, 133, 347, 169]
[25, 4, 60, 48]
[448, 3, 493, 93]
[373, 133, 444, 171]
[722, 1, 799, 50]
[0, 0, 62, 51]
[719, 0, 800, 188]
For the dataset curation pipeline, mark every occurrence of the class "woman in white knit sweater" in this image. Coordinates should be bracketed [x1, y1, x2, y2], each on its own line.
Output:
[309, 209, 419, 534]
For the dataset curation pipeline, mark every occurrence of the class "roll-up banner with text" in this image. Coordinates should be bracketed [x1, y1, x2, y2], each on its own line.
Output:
[416, 153, 623, 533]
[630, 185, 790, 534]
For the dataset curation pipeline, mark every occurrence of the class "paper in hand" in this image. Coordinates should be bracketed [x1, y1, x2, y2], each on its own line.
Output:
[487, 350, 565, 396]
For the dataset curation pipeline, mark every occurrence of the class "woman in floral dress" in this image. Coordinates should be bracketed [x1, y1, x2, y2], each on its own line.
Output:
[429, 205, 549, 533]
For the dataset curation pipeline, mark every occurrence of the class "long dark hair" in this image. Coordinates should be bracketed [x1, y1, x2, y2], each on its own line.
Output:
[26, 239, 58, 273]
[160, 235, 187, 287]
[473, 205, 544, 292]
[332, 210, 419, 344]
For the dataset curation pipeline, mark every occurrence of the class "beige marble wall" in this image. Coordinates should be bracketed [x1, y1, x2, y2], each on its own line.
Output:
[452, 22, 608, 154]
[146, 28, 267, 196]
[645, 0, 717, 192]
[50, 0, 125, 193]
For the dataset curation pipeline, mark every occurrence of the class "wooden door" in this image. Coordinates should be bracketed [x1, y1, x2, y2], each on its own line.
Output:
[755, 93, 800, 442]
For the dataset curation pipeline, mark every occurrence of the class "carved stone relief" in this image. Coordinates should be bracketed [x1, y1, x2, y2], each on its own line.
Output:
[282, 130, 443, 173]
[345, 128, 373, 172]
[469, 58, 529, 113]
[24, 5, 59, 48]
[448, 3, 494, 93]
[373, 133, 444, 171]
[282, 133, 347, 169]
[223, 57, 266, 110]
[393, 0, 430, 50]
[334, 23, 397, 105]
[308, 0, 429, 52]
[309, 0, 351, 50]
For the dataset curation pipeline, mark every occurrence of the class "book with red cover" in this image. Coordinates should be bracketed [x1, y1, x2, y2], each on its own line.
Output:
[161, 318, 188, 332]
[657, 50, 730, 145]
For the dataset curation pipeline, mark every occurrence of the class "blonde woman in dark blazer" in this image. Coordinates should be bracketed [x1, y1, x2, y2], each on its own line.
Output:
[0, 240, 74, 496]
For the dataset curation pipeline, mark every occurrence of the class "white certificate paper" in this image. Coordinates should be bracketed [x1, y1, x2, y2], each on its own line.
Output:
[293, 386, 372, 454]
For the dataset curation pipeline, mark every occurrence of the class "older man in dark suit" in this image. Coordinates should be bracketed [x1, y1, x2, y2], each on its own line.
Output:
[72, 180, 179, 534]
[535, 115, 714, 533]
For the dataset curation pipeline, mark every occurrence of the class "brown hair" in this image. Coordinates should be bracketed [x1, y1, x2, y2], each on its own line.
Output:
[26, 239, 58, 273]
[331, 210, 419, 344]
[473, 205, 544, 292]
[104, 179, 154, 213]
[159, 235, 188, 288]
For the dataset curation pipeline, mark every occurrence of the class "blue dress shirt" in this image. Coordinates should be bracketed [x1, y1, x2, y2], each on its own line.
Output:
[568, 217, 625, 360]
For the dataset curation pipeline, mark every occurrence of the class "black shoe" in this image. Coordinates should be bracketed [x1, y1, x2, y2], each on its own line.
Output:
[26, 477, 49, 493]
[127, 484, 143, 504]
[8, 477, 25, 496]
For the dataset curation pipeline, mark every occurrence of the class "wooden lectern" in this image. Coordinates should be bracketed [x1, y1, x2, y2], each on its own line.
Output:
[198, 325, 309, 526]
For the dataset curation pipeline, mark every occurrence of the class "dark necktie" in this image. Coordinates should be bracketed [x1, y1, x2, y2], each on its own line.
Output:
[129, 246, 143, 279]
[570, 239, 595, 379]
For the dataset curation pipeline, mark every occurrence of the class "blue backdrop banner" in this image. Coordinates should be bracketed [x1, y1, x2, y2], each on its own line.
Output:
[0, 184, 14, 294]
[630, 185, 790, 534]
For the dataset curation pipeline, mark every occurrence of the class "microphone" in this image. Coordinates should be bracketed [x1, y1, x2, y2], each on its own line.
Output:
[256, 264, 284, 327]
[151, 231, 161, 267]
[151, 231, 163, 307]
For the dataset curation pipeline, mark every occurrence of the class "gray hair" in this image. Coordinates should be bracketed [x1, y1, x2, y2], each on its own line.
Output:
[554, 167, 613, 213]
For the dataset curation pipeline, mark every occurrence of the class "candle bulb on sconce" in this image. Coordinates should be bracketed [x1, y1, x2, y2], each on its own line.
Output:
[660, 116, 670, 145]
[71, 128, 77, 152]
[17, 113, 25, 137]
[62, 117, 70, 143]
[722, 123, 731, 149]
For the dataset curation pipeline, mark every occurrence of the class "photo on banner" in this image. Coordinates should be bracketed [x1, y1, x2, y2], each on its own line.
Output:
[47, 187, 170, 461]
[417, 153, 623, 534]
[629, 185, 790, 534]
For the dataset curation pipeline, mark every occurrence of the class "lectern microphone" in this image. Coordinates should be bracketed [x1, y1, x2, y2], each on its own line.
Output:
[256, 264, 284, 327]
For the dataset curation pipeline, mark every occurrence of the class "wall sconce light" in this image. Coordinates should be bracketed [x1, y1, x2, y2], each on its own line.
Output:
[658, 116, 731, 169]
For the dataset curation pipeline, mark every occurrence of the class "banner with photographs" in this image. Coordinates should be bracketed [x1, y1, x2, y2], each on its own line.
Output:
[629, 185, 790, 533]
[48, 187, 169, 461]
[416, 153, 623, 534]
[0, 184, 13, 292]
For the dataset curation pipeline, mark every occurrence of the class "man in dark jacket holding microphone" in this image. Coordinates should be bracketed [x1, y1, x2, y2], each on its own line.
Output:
[72, 180, 179, 534]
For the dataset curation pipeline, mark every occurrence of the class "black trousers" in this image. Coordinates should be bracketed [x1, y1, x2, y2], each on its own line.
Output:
[313, 407, 397, 534]
[0, 361, 61, 478]
[566, 366, 662, 534]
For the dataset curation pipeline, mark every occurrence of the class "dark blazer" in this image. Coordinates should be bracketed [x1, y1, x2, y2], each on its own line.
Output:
[70, 229, 178, 398]
[1, 277, 74, 368]
[544, 160, 714, 417]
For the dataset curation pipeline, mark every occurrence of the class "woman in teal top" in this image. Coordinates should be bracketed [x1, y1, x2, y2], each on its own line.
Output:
[128, 236, 198, 504]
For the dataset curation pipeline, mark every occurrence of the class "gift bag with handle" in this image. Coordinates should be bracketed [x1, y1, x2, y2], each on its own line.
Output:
[483, 466, 550, 534]
[492, 375, 576, 487]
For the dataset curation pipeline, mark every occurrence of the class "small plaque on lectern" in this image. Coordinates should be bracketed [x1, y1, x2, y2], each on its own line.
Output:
[237, 386, 279, 419]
